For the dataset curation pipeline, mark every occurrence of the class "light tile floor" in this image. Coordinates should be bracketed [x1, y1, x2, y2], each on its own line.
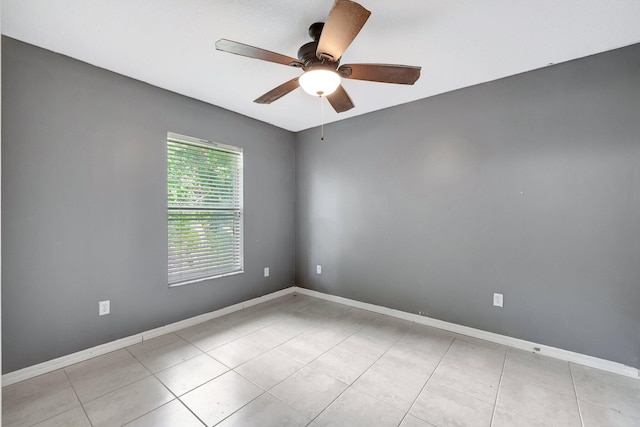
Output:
[3, 294, 639, 426]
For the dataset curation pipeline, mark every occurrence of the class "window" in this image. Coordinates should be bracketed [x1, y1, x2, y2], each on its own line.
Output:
[167, 133, 243, 286]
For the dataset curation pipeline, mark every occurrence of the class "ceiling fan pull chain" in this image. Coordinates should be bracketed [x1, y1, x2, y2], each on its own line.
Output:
[321, 95, 325, 141]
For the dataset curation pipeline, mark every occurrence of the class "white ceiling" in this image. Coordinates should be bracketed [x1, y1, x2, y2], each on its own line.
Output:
[3, 0, 640, 132]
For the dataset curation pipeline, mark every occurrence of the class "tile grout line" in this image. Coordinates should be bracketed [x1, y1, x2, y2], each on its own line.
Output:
[177, 298, 299, 353]
[131, 345, 207, 378]
[196, 307, 298, 369]
[305, 317, 416, 425]
[134, 305, 307, 377]
[221, 307, 347, 424]
[342, 319, 415, 388]
[145, 352, 210, 427]
[166, 319, 294, 426]
[62, 369, 95, 427]
[266, 308, 380, 425]
[127, 333, 182, 357]
[207, 304, 365, 426]
[270, 308, 367, 368]
[173, 314, 322, 426]
[234, 303, 366, 385]
[124, 397, 207, 427]
[67, 355, 186, 426]
[81, 375, 162, 424]
[569, 363, 586, 427]
[193, 388, 265, 426]
[207, 301, 330, 353]
[142, 347, 231, 426]
[66, 350, 156, 414]
[239, 307, 367, 411]
[162, 360, 225, 409]
[208, 344, 268, 371]
[488, 344, 508, 426]
[264, 388, 325, 426]
[226, 363, 301, 424]
[399, 335, 456, 426]
[274, 320, 371, 424]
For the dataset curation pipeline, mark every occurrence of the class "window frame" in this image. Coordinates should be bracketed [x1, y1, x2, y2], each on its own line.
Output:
[167, 132, 244, 287]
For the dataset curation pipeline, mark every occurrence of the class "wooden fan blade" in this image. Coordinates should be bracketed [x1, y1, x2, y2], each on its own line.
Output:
[316, 0, 371, 62]
[326, 85, 355, 113]
[339, 64, 421, 85]
[254, 78, 300, 104]
[216, 39, 303, 67]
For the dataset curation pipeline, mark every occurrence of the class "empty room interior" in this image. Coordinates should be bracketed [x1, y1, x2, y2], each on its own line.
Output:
[1, 1, 640, 426]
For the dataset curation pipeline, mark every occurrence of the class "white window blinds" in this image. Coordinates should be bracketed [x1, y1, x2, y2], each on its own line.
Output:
[167, 133, 243, 286]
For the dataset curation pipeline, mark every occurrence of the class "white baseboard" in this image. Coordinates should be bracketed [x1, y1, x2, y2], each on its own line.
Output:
[292, 287, 640, 379]
[4, 285, 637, 386]
[2, 287, 296, 386]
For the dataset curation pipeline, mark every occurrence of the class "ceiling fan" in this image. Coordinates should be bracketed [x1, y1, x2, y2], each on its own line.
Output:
[215, 0, 421, 113]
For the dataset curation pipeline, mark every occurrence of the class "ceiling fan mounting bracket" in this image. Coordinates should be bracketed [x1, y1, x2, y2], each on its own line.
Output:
[308, 22, 324, 41]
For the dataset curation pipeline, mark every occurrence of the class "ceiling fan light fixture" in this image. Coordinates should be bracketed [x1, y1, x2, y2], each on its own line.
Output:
[299, 69, 341, 97]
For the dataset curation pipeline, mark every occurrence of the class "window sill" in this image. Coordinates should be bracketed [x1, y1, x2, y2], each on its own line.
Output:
[169, 270, 244, 288]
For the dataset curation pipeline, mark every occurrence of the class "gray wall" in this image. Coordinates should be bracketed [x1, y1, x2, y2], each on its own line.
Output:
[2, 37, 296, 373]
[296, 44, 640, 368]
[3, 35, 640, 373]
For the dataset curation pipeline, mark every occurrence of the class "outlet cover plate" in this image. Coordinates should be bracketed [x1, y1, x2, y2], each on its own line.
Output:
[99, 300, 110, 316]
[493, 293, 503, 307]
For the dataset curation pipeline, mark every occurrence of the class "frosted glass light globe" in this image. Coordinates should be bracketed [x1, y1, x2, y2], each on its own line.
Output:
[299, 69, 341, 97]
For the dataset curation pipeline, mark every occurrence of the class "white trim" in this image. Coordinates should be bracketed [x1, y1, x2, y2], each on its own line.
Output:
[168, 270, 245, 288]
[141, 286, 293, 341]
[1, 335, 141, 387]
[3, 285, 638, 386]
[292, 287, 640, 379]
[1, 287, 295, 386]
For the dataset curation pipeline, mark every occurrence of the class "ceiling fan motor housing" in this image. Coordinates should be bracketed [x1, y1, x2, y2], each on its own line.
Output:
[298, 23, 340, 71]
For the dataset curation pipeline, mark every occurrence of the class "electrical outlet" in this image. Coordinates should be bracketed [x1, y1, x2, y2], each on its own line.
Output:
[316, 265, 322, 274]
[493, 293, 503, 308]
[99, 300, 110, 316]
[418, 311, 428, 316]
[264, 267, 270, 277]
